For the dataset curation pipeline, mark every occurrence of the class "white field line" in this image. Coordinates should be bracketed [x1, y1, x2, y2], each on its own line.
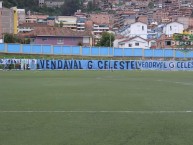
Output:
[0, 110, 192, 113]
[96, 77, 193, 86]
[157, 80, 193, 86]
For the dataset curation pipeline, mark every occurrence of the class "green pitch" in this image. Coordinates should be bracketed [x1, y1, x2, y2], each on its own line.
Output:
[0, 70, 193, 145]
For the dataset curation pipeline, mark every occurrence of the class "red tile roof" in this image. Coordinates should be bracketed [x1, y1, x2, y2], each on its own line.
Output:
[90, 14, 111, 25]
[19, 23, 48, 28]
[17, 27, 92, 38]
[119, 36, 147, 43]
[25, 15, 48, 19]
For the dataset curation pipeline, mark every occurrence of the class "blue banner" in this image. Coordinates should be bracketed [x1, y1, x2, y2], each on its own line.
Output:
[37, 60, 193, 71]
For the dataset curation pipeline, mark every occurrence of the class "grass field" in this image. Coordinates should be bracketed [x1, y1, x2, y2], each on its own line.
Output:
[0, 70, 193, 145]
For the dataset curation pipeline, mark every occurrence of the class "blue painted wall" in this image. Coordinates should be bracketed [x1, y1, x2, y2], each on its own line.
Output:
[1, 43, 193, 58]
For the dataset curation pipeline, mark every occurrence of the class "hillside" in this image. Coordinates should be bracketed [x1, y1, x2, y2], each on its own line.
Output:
[2, 0, 38, 9]
[1, 0, 83, 16]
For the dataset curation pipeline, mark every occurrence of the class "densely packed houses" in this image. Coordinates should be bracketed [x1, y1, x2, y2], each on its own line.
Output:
[0, 0, 193, 48]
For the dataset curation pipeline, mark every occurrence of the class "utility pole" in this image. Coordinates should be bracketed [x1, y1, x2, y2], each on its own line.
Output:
[110, 33, 111, 47]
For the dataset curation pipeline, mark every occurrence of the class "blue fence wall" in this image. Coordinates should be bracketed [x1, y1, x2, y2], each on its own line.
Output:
[0, 43, 193, 58]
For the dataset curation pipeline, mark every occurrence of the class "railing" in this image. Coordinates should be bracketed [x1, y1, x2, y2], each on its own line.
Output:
[0, 43, 193, 58]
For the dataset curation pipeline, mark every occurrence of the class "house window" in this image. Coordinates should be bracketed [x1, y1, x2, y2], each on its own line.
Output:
[30, 38, 35, 43]
[57, 38, 63, 44]
[71, 38, 76, 42]
[142, 26, 144, 31]
[151, 42, 156, 46]
[165, 41, 171, 46]
[135, 43, 139, 46]
[42, 38, 47, 41]
[129, 44, 132, 47]
[170, 26, 172, 31]
[83, 37, 89, 43]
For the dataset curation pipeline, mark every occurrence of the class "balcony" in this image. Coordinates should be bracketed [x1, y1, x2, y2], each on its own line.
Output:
[93, 30, 103, 33]
[77, 26, 85, 29]
[93, 26, 109, 30]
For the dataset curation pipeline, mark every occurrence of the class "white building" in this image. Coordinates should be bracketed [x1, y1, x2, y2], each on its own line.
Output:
[117, 22, 148, 39]
[77, 17, 86, 31]
[163, 22, 184, 37]
[55, 16, 77, 30]
[114, 36, 149, 49]
[93, 24, 109, 35]
[113, 38, 127, 48]
[93, 24, 110, 45]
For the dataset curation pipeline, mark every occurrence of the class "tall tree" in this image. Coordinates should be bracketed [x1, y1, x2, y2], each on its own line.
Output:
[97, 32, 115, 47]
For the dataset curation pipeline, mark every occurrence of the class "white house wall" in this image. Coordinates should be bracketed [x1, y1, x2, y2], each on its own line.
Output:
[130, 22, 148, 39]
[163, 22, 184, 37]
[118, 22, 148, 39]
[118, 38, 149, 49]
[113, 38, 127, 48]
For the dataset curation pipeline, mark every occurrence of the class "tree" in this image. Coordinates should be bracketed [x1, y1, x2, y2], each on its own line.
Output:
[87, 1, 94, 12]
[61, 0, 83, 16]
[3, 33, 30, 44]
[3, 0, 86, 16]
[96, 32, 115, 47]
[59, 21, 64, 27]
[77, 41, 83, 46]
[148, 2, 154, 9]
[3, 33, 15, 43]
[2, 0, 38, 10]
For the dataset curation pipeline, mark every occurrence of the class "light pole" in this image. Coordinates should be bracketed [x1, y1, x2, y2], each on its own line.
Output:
[2, 32, 4, 43]
[110, 33, 111, 47]
[109, 30, 114, 47]
[1, 28, 5, 43]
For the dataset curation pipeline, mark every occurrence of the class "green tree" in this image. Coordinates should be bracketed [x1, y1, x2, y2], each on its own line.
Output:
[3, 33, 30, 44]
[2, 0, 88, 16]
[61, 0, 83, 16]
[85, 0, 100, 12]
[3, 33, 15, 43]
[87, 1, 94, 12]
[2, 0, 61, 16]
[59, 21, 64, 27]
[77, 41, 83, 46]
[97, 32, 115, 47]
[2, 0, 38, 9]
[148, 2, 154, 9]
